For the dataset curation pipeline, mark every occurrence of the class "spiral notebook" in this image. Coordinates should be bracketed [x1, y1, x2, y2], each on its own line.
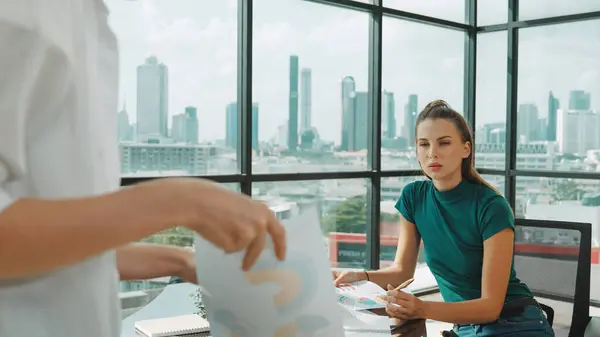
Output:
[134, 314, 210, 337]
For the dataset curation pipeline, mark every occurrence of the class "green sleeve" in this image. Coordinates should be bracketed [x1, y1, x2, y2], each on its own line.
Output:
[478, 194, 515, 241]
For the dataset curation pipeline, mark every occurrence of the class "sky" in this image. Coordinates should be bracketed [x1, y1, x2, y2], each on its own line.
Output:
[106, 0, 600, 145]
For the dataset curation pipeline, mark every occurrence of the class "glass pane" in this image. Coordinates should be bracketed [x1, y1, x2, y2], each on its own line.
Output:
[253, 0, 369, 173]
[481, 174, 506, 196]
[383, 0, 466, 23]
[477, 0, 508, 26]
[519, 0, 600, 21]
[109, 0, 238, 177]
[475, 32, 507, 169]
[119, 183, 239, 318]
[516, 177, 600, 302]
[381, 18, 464, 170]
[253, 179, 367, 269]
[380, 177, 437, 293]
[517, 21, 600, 172]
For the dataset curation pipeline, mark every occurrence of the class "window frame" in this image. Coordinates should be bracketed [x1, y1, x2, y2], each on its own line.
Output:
[119, 0, 600, 303]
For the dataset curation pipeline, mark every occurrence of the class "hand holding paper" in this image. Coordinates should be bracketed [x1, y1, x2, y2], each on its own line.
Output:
[194, 207, 344, 337]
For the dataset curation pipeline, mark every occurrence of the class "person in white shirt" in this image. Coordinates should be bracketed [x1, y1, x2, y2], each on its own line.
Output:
[0, 2, 286, 337]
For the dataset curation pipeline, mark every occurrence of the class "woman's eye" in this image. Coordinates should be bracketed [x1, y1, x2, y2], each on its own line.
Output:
[439, 142, 450, 146]
[419, 143, 428, 147]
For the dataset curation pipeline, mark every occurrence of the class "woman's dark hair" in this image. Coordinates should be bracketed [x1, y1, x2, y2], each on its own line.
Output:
[415, 99, 501, 195]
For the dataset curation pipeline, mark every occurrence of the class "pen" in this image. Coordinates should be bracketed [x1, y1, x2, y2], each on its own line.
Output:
[394, 278, 414, 291]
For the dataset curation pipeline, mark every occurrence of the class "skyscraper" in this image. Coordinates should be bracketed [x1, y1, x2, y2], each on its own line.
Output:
[404, 94, 418, 142]
[288, 55, 299, 151]
[171, 113, 187, 142]
[136, 56, 169, 141]
[225, 103, 237, 149]
[300, 68, 312, 132]
[354, 92, 369, 151]
[517, 103, 539, 142]
[185, 106, 199, 144]
[547, 91, 560, 141]
[117, 102, 133, 141]
[569, 90, 591, 110]
[341, 76, 356, 151]
[382, 91, 396, 140]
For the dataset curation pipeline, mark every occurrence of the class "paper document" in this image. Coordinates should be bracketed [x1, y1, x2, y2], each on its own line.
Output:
[336, 280, 414, 311]
[336, 281, 388, 310]
[194, 207, 344, 337]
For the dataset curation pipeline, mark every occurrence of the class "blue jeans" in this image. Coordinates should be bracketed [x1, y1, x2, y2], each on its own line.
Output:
[453, 305, 555, 336]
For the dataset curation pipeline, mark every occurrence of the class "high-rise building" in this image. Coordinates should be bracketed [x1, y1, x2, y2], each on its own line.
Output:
[225, 103, 237, 149]
[300, 68, 312, 132]
[136, 56, 169, 141]
[569, 90, 591, 110]
[171, 107, 198, 144]
[382, 91, 396, 140]
[403, 94, 418, 143]
[340, 76, 356, 151]
[517, 103, 539, 142]
[185, 106, 199, 144]
[225, 102, 259, 151]
[117, 103, 133, 141]
[547, 91, 560, 141]
[171, 113, 187, 142]
[354, 92, 369, 151]
[557, 109, 600, 154]
[288, 55, 299, 151]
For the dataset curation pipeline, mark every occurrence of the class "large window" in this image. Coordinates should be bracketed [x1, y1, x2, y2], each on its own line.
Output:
[517, 20, 600, 172]
[478, 6, 600, 305]
[109, 0, 238, 177]
[252, 0, 370, 172]
[475, 31, 507, 169]
[111, 0, 600, 319]
[381, 18, 464, 170]
[253, 179, 368, 269]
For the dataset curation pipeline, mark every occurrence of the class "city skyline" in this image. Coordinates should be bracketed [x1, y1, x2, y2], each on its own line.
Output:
[107, 0, 600, 145]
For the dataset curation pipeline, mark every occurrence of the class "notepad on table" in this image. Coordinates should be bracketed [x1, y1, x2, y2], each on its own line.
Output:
[339, 304, 395, 334]
[134, 314, 210, 337]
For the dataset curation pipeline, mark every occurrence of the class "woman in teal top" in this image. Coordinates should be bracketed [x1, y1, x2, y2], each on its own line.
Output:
[333, 100, 554, 336]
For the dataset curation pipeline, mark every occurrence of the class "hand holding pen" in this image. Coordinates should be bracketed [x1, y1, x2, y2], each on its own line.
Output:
[381, 277, 428, 320]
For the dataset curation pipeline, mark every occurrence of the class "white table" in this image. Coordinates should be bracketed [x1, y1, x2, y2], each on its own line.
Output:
[121, 283, 453, 337]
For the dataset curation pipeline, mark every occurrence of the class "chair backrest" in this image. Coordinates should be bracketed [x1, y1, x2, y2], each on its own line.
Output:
[514, 219, 592, 337]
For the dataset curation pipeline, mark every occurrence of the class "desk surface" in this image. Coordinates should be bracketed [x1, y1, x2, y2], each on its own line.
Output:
[121, 283, 452, 337]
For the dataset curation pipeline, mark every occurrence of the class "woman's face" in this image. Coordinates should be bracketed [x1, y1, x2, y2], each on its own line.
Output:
[416, 118, 471, 182]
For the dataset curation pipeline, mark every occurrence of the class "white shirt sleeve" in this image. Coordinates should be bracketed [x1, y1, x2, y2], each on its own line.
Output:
[0, 16, 56, 211]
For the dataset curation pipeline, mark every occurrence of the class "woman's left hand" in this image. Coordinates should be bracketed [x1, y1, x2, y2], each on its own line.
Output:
[382, 284, 427, 320]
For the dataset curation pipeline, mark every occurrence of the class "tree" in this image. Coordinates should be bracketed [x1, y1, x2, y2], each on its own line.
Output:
[552, 178, 584, 201]
[322, 195, 367, 234]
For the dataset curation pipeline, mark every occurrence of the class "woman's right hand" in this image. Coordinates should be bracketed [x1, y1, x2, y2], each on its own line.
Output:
[140, 177, 286, 270]
[332, 269, 367, 287]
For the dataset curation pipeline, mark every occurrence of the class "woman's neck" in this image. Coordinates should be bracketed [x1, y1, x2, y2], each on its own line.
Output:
[432, 171, 463, 191]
